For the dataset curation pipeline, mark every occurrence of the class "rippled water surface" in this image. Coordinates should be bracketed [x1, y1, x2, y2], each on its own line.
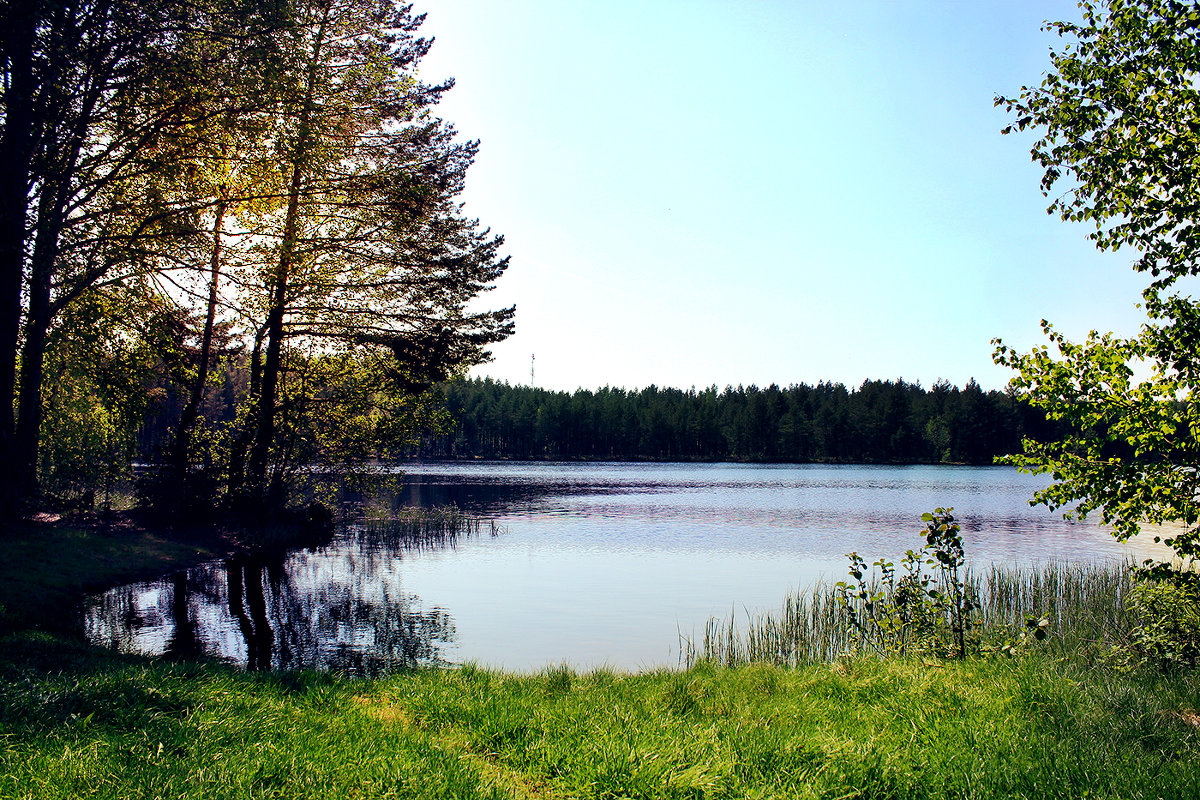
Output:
[85, 462, 1161, 672]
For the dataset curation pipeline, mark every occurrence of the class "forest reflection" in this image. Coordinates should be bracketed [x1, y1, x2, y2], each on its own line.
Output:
[85, 516, 494, 675]
[386, 475, 569, 513]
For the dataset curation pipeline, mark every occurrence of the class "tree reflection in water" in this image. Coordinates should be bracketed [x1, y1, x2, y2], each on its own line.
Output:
[84, 517, 488, 675]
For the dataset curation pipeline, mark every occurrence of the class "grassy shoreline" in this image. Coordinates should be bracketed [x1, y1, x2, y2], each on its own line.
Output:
[4, 518, 1200, 798]
[4, 632, 1200, 799]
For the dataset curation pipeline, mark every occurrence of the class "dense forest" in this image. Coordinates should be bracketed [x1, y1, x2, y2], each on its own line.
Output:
[419, 377, 1052, 465]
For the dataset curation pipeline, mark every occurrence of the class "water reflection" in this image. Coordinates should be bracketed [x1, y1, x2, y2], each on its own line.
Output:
[85, 520, 486, 675]
[388, 472, 635, 515]
[86, 463, 1168, 672]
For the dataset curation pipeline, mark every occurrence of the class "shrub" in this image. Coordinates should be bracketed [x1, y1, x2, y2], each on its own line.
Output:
[836, 508, 979, 658]
[1130, 577, 1200, 670]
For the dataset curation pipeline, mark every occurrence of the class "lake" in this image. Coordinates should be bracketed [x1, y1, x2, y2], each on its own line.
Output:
[83, 462, 1163, 673]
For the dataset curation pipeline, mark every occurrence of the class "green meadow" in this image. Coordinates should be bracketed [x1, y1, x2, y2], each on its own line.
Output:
[4, 632, 1200, 800]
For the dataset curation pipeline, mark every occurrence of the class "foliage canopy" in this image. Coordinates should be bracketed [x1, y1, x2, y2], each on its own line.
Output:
[995, 0, 1200, 576]
[0, 0, 513, 514]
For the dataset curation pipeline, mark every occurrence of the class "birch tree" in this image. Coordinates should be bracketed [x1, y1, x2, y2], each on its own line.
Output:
[995, 0, 1200, 576]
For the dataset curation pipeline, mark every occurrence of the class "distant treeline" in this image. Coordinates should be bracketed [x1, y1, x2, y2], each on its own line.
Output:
[421, 378, 1053, 464]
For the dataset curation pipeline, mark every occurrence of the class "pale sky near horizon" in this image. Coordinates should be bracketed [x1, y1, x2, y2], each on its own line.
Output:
[417, 0, 1150, 394]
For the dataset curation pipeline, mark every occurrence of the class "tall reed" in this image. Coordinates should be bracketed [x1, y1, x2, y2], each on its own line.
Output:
[685, 561, 1137, 667]
[357, 505, 502, 552]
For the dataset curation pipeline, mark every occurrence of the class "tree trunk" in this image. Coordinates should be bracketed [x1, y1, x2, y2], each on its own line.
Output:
[244, 4, 330, 506]
[14, 193, 65, 503]
[0, 3, 37, 516]
[227, 326, 266, 499]
[172, 193, 228, 476]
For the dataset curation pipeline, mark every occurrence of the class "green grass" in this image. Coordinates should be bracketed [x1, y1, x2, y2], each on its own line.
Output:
[2, 633, 1200, 799]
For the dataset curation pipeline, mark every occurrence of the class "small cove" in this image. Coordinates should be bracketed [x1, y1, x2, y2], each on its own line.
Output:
[83, 462, 1165, 672]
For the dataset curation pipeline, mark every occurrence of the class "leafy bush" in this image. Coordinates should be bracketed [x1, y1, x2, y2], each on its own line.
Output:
[1130, 577, 1200, 670]
[836, 508, 981, 658]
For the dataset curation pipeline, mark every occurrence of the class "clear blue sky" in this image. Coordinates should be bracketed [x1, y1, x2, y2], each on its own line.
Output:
[417, 0, 1147, 393]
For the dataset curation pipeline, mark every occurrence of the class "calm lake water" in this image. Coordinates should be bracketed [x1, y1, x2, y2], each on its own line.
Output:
[84, 462, 1164, 673]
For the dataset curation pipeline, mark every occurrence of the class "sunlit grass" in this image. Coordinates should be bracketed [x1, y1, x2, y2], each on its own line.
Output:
[3, 633, 1200, 799]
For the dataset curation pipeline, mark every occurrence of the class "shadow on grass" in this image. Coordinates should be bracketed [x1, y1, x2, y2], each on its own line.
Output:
[0, 631, 346, 744]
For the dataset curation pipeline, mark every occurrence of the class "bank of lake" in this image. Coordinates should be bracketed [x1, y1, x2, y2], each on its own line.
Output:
[3, 515, 1200, 799]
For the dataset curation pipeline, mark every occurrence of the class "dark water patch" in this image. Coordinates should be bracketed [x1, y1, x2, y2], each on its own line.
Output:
[382, 472, 660, 515]
[84, 511, 492, 676]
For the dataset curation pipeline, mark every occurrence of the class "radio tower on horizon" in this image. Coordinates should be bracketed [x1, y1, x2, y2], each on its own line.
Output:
[531, 353, 535, 386]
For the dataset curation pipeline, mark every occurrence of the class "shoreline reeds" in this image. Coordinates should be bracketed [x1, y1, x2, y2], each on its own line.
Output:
[685, 560, 1138, 667]
[356, 505, 502, 552]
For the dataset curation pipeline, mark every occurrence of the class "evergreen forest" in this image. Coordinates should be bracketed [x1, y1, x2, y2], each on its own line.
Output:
[421, 377, 1050, 464]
